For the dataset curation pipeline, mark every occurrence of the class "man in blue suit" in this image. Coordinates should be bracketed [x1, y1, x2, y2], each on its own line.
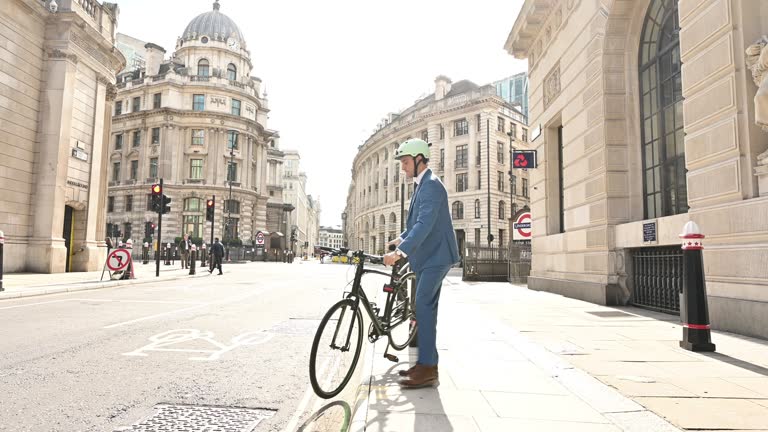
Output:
[384, 138, 460, 388]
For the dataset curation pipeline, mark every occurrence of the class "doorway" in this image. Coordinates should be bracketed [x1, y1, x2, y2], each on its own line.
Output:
[63, 206, 74, 272]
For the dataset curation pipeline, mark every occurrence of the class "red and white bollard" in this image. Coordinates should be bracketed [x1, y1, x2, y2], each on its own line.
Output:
[679, 221, 716, 352]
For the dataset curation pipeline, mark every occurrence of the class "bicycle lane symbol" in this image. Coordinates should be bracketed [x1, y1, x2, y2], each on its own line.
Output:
[122, 329, 274, 361]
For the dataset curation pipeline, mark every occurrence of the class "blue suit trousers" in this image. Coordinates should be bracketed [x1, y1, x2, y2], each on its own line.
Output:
[414, 265, 451, 366]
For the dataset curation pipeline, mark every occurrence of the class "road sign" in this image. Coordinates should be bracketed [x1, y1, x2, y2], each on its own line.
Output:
[255, 231, 265, 246]
[513, 150, 537, 169]
[513, 212, 532, 241]
[106, 249, 131, 271]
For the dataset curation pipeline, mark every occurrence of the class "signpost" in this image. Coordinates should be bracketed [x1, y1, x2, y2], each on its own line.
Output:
[512, 212, 532, 241]
[643, 221, 657, 244]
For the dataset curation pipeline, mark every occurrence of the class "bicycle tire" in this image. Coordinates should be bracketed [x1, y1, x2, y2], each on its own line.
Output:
[309, 298, 364, 399]
[387, 273, 417, 351]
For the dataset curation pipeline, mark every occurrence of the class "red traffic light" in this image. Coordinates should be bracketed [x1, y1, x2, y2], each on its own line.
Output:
[151, 184, 162, 194]
[206, 199, 214, 208]
[151, 223, 156, 229]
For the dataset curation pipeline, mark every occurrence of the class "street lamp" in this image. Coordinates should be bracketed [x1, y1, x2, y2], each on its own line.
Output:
[226, 131, 238, 261]
[341, 212, 347, 248]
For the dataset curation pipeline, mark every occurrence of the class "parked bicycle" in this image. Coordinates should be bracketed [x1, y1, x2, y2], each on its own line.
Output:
[309, 246, 417, 399]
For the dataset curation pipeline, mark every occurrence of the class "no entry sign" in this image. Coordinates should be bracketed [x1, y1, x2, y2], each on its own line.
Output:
[513, 212, 532, 241]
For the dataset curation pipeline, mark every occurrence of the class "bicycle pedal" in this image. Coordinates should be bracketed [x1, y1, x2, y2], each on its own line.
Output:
[384, 353, 398, 363]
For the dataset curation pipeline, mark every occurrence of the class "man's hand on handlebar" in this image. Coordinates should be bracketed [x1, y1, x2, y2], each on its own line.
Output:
[383, 243, 402, 267]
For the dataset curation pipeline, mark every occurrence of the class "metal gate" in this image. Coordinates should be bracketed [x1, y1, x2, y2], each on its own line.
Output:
[462, 242, 508, 282]
[631, 246, 684, 314]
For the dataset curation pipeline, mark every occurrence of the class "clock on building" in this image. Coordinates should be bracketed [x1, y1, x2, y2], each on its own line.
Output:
[227, 38, 239, 51]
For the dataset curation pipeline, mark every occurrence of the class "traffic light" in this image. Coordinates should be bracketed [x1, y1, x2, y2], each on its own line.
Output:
[161, 194, 172, 214]
[150, 184, 162, 212]
[206, 199, 215, 222]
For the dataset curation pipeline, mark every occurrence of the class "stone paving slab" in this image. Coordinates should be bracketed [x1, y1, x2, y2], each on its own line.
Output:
[635, 397, 768, 430]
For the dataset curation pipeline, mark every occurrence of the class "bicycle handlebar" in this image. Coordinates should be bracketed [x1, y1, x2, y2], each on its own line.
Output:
[315, 245, 407, 266]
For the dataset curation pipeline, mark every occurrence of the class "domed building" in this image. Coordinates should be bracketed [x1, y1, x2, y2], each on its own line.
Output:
[108, 0, 293, 256]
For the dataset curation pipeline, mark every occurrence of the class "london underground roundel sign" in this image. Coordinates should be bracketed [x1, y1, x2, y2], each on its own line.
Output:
[513, 212, 532, 240]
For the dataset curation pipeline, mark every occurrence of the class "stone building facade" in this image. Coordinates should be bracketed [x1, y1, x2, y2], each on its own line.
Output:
[0, 0, 125, 273]
[106, 1, 290, 251]
[318, 226, 343, 249]
[282, 150, 321, 254]
[345, 76, 531, 255]
[506, 0, 768, 338]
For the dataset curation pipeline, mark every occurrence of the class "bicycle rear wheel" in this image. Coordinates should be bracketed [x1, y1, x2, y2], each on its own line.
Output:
[309, 298, 364, 399]
[387, 274, 417, 351]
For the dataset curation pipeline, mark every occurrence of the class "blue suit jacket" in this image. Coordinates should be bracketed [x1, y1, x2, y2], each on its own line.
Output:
[398, 169, 460, 272]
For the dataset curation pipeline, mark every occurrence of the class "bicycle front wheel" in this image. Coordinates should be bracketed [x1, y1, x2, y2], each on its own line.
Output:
[388, 273, 417, 351]
[309, 298, 364, 399]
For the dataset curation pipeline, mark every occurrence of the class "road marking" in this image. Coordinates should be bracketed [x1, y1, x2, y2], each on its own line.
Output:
[0, 298, 205, 311]
[103, 291, 262, 329]
[123, 328, 274, 361]
[0, 299, 72, 310]
[283, 355, 333, 432]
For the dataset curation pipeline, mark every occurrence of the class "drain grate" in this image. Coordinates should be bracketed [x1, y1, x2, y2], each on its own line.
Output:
[118, 404, 275, 432]
[586, 311, 636, 318]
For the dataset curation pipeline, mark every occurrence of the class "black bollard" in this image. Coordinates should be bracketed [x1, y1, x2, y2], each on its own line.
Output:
[164, 245, 171, 265]
[142, 243, 149, 264]
[200, 244, 207, 267]
[679, 221, 715, 352]
[189, 247, 196, 275]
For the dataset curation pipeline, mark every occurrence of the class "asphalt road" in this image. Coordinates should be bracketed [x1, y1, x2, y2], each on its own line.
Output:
[0, 260, 394, 431]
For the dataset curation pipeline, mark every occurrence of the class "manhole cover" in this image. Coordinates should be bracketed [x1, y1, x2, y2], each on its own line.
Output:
[586, 311, 635, 318]
[117, 404, 275, 431]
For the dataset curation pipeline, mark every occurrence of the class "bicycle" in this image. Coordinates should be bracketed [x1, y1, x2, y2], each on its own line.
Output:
[309, 246, 417, 399]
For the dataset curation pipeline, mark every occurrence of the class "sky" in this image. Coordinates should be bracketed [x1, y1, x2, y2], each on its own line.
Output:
[117, 0, 528, 226]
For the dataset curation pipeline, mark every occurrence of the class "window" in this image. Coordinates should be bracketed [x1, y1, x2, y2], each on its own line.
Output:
[455, 144, 468, 169]
[451, 201, 464, 220]
[198, 59, 210, 76]
[511, 175, 517, 195]
[107, 196, 114, 212]
[476, 142, 481, 165]
[132, 130, 141, 147]
[395, 187, 399, 201]
[124, 222, 132, 241]
[227, 161, 238, 182]
[499, 201, 506, 220]
[639, 0, 686, 218]
[497, 141, 505, 164]
[183, 215, 203, 239]
[190, 159, 203, 179]
[522, 178, 529, 197]
[439, 148, 445, 170]
[115, 101, 122, 116]
[224, 217, 239, 240]
[132, 97, 141, 112]
[149, 158, 158, 178]
[193, 94, 205, 111]
[454, 118, 468, 136]
[510, 123, 517, 140]
[112, 162, 120, 182]
[151, 127, 160, 145]
[153, 92, 161, 109]
[224, 199, 240, 214]
[227, 131, 238, 150]
[421, 129, 429, 141]
[192, 129, 204, 146]
[125, 195, 133, 212]
[497, 116, 505, 132]
[456, 173, 468, 192]
[129, 160, 138, 180]
[476, 114, 481, 131]
[497, 171, 505, 192]
[115, 133, 123, 150]
[475, 228, 481, 245]
[231, 99, 241, 116]
[184, 198, 202, 211]
[474, 199, 480, 218]
[227, 63, 237, 81]
[522, 128, 528, 142]
[439, 125, 445, 139]
[477, 170, 482, 190]
[499, 229, 505, 246]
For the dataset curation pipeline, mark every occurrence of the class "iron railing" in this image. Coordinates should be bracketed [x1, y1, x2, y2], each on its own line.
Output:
[631, 246, 683, 314]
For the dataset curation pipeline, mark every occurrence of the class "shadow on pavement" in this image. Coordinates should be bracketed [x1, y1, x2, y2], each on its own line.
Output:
[297, 400, 352, 432]
[701, 352, 768, 377]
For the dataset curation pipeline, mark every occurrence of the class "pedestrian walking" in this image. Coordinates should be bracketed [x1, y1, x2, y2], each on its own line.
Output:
[209, 237, 224, 275]
[383, 138, 459, 389]
[179, 234, 191, 269]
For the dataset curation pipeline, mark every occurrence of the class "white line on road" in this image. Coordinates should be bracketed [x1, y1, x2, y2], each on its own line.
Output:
[0, 298, 205, 311]
[103, 290, 263, 329]
[0, 299, 72, 310]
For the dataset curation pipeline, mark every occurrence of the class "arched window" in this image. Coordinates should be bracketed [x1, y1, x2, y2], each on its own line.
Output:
[379, 215, 386, 230]
[227, 63, 237, 81]
[639, 0, 686, 218]
[197, 59, 210, 77]
[452, 201, 464, 220]
[474, 199, 481, 219]
[184, 197, 202, 211]
[389, 212, 397, 225]
[498, 201, 505, 220]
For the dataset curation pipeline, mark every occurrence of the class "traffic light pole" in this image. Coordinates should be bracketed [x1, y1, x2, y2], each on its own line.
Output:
[210, 195, 215, 248]
[155, 178, 163, 277]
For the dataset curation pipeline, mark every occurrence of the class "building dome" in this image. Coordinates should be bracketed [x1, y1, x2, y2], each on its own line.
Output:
[182, 0, 244, 43]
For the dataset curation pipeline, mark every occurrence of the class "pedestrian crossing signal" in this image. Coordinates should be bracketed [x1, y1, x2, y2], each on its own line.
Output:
[206, 199, 215, 222]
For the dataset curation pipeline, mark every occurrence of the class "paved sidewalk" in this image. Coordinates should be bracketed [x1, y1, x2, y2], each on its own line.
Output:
[352, 277, 768, 431]
[0, 259, 211, 300]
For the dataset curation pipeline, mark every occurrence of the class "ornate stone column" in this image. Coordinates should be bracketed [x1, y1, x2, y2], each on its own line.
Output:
[746, 37, 768, 197]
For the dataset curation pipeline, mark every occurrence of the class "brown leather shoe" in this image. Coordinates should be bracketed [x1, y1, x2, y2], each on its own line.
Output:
[398, 364, 438, 388]
[398, 364, 439, 377]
